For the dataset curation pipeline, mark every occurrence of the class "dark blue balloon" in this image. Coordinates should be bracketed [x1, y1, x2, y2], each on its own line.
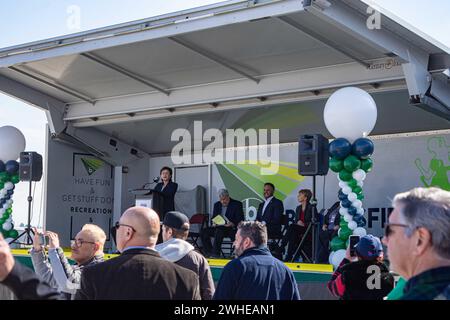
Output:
[329, 138, 352, 160]
[0, 160, 5, 173]
[353, 213, 364, 223]
[352, 138, 374, 159]
[341, 198, 352, 208]
[5, 160, 19, 175]
[357, 217, 367, 227]
[4, 195, 10, 200]
[7, 190, 14, 195]
[347, 206, 357, 216]
[338, 190, 347, 201]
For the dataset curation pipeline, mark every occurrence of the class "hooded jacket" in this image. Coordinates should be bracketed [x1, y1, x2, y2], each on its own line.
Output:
[156, 238, 215, 300]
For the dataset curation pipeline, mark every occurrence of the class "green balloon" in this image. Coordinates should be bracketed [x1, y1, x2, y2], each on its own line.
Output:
[357, 193, 364, 200]
[0, 182, 4, 189]
[8, 229, 18, 239]
[5, 208, 12, 214]
[329, 157, 344, 173]
[0, 172, 8, 182]
[11, 174, 20, 184]
[343, 155, 361, 172]
[339, 219, 348, 229]
[352, 186, 363, 194]
[361, 158, 373, 172]
[347, 179, 358, 188]
[339, 169, 353, 182]
[331, 236, 346, 251]
[338, 227, 353, 241]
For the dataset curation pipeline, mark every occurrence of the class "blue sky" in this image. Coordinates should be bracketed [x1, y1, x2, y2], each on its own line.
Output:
[0, 0, 449, 227]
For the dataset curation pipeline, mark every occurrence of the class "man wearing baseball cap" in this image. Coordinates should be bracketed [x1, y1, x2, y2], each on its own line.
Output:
[156, 211, 215, 300]
[327, 234, 394, 300]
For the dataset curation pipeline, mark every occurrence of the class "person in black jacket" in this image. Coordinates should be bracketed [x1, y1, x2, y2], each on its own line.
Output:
[327, 234, 394, 300]
[201, 189, 244, 257]
[281, 189, 314, 261]
[317, 201, 341, 263]
[0, 207, 201, 300]
[256, 183, 284, 239]
[154, 166, 178, 218]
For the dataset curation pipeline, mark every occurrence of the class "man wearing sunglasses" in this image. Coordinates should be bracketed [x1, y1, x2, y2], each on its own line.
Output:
[0, 207, 200, 300]
[383, 187, 450, 300]
[75, 206, 200, 299]
[30, 224, 105, 299]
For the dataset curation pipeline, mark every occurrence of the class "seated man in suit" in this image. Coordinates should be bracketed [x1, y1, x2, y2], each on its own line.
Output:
[201, 189, 244, 257]
[256, 183, 284, 239]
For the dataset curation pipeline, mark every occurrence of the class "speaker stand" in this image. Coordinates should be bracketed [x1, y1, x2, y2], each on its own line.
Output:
[291, 175, 319, 263]
[9, 180, 34, 246]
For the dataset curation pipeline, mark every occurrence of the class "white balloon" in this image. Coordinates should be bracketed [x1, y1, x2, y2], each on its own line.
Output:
[353, 227, 367, 237]
[357, 181, 364, 187]
[0, 209, 4, 215]
[357, 207, 365, 215]
[343, 214, 353, 223]
[342, 186, 352, 195]
[323, 87, 378, 142]
[339, 207, 348, 216]
[328, 251, 335, 265]
[331, 249, 347, 269]
[2, 222, 12, 231]
[338, 181, 347, 189]
[352, 169, 366, 182]
[4, 182, 14, 190]
[348, 221, 357, 230]
[347, 193, 357, 202]
[0, 190, 6, 197]
[0, 126, 26, 162]
[352, 200, 363, 209]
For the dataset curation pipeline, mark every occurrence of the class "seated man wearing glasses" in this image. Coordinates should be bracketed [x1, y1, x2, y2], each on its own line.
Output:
[30, 224, 105, 299]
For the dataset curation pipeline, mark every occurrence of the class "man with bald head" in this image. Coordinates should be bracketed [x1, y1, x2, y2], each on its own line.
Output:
[0, 207, 200, 300]
[75, 206, 201, 299]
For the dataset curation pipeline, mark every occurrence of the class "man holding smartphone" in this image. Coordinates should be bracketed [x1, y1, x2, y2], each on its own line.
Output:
[327, 234, 394, 300]
[29, 225, 105, 299]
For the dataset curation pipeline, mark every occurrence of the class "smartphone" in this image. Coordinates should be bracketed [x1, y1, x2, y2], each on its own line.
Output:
[349, 235, 360, 257]
[39, 234, 48, 246]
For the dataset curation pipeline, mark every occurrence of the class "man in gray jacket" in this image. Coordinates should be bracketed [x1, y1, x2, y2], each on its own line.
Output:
[156, 211, 215, 300]
[30, 224, 105, 298]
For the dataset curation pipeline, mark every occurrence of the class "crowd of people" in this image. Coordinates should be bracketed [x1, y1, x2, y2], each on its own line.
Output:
[0, 183, 448, 300]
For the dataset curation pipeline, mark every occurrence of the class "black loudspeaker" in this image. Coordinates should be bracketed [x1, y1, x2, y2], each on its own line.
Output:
[298, 134, 329, 176]
[19, 152, 43, 182]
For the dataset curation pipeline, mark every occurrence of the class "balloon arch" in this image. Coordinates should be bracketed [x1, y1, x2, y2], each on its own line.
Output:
[0, 126, 26, 242]
[323, 87, 377, 268]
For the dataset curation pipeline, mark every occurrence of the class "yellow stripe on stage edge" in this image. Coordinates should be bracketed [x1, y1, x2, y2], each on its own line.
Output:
[12, 249, 120, 260]
[207, 258, 333, 273]
[12, 249, 332, 273]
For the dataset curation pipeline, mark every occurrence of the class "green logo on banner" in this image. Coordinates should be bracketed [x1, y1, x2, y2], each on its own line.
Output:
[415, 136, 450, 191]
[80, 158, 104, 176]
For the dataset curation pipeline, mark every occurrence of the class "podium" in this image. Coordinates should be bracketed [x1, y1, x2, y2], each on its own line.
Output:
[130, 188, 166, 221]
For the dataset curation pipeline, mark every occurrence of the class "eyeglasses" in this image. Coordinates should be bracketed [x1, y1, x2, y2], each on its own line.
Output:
[114, 221, 136, 232]
[71, 239, 96, 248]
[384, 223, 410, 238]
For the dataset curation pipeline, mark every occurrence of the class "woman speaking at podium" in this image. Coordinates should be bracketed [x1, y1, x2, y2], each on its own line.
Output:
[154, 166, 178, 218]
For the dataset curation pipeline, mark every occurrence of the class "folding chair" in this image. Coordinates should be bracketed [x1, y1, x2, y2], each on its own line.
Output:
[220, 237, 234, 258]
[187, 213, 209, 254]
